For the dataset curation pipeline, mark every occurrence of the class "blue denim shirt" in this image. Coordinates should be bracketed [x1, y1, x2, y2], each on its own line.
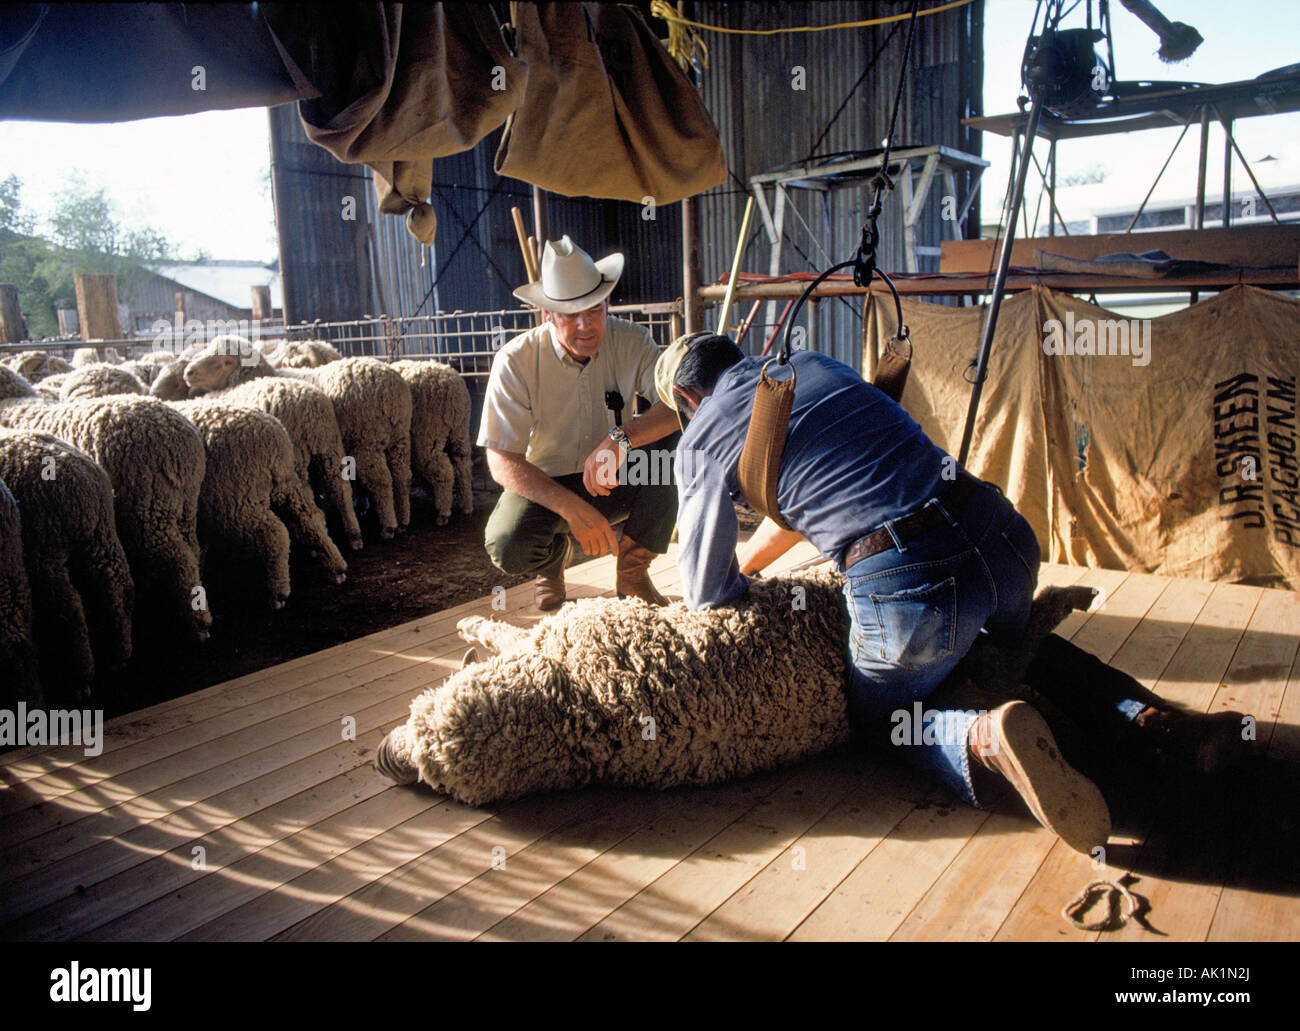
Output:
[674, 351, 952, 610]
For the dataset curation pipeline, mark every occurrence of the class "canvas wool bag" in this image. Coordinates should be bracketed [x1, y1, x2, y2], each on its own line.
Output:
[494, 2, 727, 205]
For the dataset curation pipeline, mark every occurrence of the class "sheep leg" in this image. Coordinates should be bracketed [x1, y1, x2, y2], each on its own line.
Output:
[456, 615, 527, 657]
[353, 448, 398, 539]
[312, 453, 363, 551]
[272, 472, 348, 585]
[72, 530, 135, 672]
[387, 434, 412, 532]
[230, 509, 293, 609]
[412, 438, 455, 526]
[29, 559, 96, 705]
[117, 502, 212, 642]
[449, 443, 474, 516]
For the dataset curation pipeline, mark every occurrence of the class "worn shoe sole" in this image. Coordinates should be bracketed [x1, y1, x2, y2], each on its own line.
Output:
[989, 701, 1112, 854]
[374, 730, 419, 786]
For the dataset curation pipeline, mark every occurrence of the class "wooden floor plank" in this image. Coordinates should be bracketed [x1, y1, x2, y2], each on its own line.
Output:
[788, 798, 990, 941]
[473, 768, 802, 942]
[272, 787, 625, 942]
[576, 753, 865, 941]
[889, 810, 1060, 941]
[683, 757, 917, 941]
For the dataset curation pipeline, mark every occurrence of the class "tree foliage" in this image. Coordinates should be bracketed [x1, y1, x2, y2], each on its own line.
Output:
[0, 175, 179, 339]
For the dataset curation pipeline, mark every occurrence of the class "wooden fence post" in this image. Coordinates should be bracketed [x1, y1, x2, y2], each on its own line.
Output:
[0, 285, 26, 344]
[74, 273, 122, 340]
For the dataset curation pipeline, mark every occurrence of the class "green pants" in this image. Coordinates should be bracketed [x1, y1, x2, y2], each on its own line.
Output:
[484, 446, 679, 579]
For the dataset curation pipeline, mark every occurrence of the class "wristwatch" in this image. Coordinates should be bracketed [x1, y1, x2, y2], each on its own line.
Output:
[608, 425, 631, 450]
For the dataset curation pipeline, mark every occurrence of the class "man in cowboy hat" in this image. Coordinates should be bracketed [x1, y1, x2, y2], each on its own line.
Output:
[652, 331, 1251, 854]
[478, 236, 682, 610]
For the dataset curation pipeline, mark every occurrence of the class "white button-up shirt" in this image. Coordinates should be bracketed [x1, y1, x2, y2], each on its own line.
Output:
[477, 317, 662, 477]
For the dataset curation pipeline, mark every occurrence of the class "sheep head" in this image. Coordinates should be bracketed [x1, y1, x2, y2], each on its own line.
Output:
[0, 365, 38, 401]
[183, 335, 274, 393]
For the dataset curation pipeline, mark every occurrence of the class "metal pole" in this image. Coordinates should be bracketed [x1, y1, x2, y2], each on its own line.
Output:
[957, 91, 1045, 466]
[1194, 105, 1210, 229]
[1221, 113, 1233, 228]
[531, 186, 550, 249]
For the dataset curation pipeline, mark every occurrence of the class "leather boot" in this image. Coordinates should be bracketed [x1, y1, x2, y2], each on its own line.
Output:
[1132, 706, 1251, 775]
[534, 536, 571, 612]
[968, 701, 1112, 854]
[616, 536, 668, 606]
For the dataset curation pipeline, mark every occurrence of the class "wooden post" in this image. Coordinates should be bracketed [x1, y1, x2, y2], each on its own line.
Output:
[0, 285, 25, 344]
[251, 285, 272, 321]
[57, 309, 79, 337]
[682, 196, 700, 334]
[175, 290, 187, 320]
[74, 273, 121, 340]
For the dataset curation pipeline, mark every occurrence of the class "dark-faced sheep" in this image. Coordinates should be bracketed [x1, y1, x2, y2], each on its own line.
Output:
[182, 340, 413, 539]
[392, 359, 474, 525]
[0, 473, 40, 707]
[0, 367, 210, 643]
[170, 400, 348, 609]
[0, 428, 134, 704]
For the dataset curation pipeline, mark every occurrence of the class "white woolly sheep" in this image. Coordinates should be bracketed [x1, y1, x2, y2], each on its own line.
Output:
[391, 359, 474, 524]
[198, 377, 364, 551]
[0, 428, 134, 704]
[170, 399, 348, 608]
[0, 367, 210, 643]
[59, 364, 146, 401]
[34, 373, 69, 401]
[0, 473, 40, 707]
[5, 351, 73, 382]
[118, 350, 175, 387]
[378, 569, 852, 806]
[272, 339, 343, 368]
[183, 340, 413, 539]
[376, 574, 1101, 808]
[71, 347, 123, 368]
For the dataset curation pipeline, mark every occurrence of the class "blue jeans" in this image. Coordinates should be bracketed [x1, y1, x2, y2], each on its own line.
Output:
[843, 480, 1041, 807]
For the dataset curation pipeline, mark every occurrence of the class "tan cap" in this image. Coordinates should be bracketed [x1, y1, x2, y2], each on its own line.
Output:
[654, 331, 716, 431]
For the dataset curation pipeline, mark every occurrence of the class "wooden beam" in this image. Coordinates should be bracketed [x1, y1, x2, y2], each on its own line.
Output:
[940, 225, 1300, 273]
[251, 285, 273, 322]
[74, 273, 121, 341]
[0, 285, 25, 345]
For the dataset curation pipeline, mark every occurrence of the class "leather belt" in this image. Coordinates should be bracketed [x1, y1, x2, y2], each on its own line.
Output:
[842, 470, 984, 569]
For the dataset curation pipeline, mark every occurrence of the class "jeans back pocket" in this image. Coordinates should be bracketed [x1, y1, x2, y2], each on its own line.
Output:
[868, 577, 958, 669]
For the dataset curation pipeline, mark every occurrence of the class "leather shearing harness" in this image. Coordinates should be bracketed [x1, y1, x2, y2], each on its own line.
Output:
[735, 0, 920, 530]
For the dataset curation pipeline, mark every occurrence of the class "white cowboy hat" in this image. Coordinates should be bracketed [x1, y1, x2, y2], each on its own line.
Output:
[513, 236, 624, 314]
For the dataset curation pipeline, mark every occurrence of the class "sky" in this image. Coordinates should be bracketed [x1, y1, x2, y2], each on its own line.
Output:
[979, 0, 1300, 225]
[0, 1, 1296, 264]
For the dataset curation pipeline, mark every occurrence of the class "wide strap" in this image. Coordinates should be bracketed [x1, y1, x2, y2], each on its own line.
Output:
[736, 363, 797, 531]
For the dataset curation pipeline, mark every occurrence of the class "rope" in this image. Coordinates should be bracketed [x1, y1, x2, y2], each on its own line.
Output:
[650, 0, 975, 39]
[1062, 880, 1141, 932]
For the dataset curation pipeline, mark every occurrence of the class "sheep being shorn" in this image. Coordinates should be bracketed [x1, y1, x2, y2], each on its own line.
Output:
[378, 569, 853, 806]
[0, 472, 40, 707]
[375, 575, 1108, 809]
[392, 360, 474, 524]
[0, 367, 210, 643]
[183, 341, 413, 539]
[170, 399, 348, 608]
[0, 428, 134, 704]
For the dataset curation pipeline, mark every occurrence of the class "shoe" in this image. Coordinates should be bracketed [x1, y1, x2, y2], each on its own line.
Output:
[969, 701, 1112, 854]
[1133, 706, 1252, 775]
[616, 535, 668, 606]
[375, 728, 418, 785]
[534, 536, 571, 611]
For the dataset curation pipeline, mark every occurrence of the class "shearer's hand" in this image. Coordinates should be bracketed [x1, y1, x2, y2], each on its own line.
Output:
[583, 436, 626, 497]
[564, 499, 619, 557]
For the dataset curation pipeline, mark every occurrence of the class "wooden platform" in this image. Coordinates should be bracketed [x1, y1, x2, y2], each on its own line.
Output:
[1, 548, 1297, 942]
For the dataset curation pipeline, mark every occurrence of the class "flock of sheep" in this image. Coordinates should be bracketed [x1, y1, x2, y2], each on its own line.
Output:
[0, 338, 474, 709]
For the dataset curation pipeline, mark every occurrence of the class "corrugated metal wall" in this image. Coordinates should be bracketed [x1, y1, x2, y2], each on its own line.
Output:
[693, 0, 984, 369]
[267, 1, 983, 367]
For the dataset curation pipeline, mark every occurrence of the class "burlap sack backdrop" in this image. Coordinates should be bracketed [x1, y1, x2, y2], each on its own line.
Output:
[495, 3, 728, 205]
[865, 286, 1299, 590]
[265, 2, 727, 243]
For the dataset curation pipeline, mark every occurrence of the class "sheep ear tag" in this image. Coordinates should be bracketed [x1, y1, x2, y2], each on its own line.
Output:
[736, 359, 796, 531]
